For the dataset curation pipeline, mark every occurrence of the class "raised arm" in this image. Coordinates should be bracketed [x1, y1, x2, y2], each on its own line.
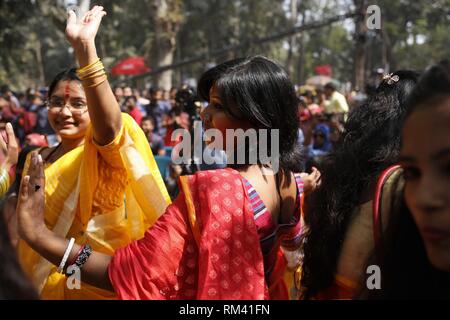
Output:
[16, 152, 113, 291]
[66, 5, 121, 146]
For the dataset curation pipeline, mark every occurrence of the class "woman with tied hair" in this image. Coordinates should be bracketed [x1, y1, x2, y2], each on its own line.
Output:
[300, 70, 420, 299]
[15, 7, 320, 300]
[16, 6, 170, 299]
[361, 60, 450, 299]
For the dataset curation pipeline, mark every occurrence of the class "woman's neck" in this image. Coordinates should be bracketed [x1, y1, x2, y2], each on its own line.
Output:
[60, 138, 85, 154]
[44, 137, 84, 164]
[234, 164, 271, 177]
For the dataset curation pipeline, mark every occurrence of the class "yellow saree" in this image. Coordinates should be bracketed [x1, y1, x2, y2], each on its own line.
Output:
[18, 113, 171, 299]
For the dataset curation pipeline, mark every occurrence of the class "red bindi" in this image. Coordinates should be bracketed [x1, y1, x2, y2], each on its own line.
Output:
[64, 82, 71, 101]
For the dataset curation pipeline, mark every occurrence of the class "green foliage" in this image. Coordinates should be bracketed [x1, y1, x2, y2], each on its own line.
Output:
[375, 0, 449, 70]
[0, 0, 448, 90]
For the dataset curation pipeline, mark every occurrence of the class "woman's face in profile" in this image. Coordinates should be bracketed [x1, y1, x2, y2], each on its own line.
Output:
[400, 97, 450, 272]
[200, 84, 252, 148]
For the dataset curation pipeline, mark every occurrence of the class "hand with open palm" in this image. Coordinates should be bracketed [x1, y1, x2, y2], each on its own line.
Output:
[16, 152, 47, 245]
[0, 123, 18, 171]
[66, 5, 107, 49]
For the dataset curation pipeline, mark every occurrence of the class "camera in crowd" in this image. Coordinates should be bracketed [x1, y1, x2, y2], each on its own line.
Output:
[174, 85, 201, 125]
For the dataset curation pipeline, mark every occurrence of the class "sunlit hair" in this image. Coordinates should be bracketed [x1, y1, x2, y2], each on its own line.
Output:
[301, 70, 420, 299]
[197, 56, 303, 173]
[403, 59, 450, 122]
[360, 60, 450, 299]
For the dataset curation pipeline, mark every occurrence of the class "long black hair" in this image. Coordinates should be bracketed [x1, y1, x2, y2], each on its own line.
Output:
[197, 56, 303, 174]
[361, 60, 450, 299]
[48, 68, 80, 98]
[404, 60, 450, 119]
[300, 70, 420, 299]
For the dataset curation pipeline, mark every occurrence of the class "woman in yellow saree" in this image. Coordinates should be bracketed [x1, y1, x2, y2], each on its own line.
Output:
[16, 6, 170, 299]
[15, 6, 323, 300]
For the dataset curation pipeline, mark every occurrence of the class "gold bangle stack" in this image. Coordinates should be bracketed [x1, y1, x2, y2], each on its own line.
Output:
[0, 168, 10, 198]
[76, 58, 107, 88]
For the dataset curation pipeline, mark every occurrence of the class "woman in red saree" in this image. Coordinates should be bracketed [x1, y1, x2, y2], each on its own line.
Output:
[15, 6, 319, 300]
[109, 167, 306, 299]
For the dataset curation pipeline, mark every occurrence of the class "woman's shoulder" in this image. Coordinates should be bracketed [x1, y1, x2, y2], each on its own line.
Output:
[181, 168, 242, 187]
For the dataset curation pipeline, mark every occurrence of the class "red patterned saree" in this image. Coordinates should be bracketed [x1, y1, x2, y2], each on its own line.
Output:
[109, 168, 303, 300]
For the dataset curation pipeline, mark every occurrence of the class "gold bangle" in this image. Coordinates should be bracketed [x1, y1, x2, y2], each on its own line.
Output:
[82, 75, 107, 88]
[77, 58, 101, 73]
[77, 60, 103, 74]
[81, 71, 107, 82]
[0, 169, 10, 197]
[78, 67, 105, 80]
[84, 79, 106, 89]
[77, 61, 104, 77]
[77, 62, 103, 79]
[81, 71, 106, 84]
[81, 71, 107, 83]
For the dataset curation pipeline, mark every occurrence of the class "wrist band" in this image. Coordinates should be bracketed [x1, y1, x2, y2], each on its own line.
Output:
[74, 244, 92, 269]
[67, 244, 85, 267]
[66, 244, 92, 276]
[57, 237, 75, 273]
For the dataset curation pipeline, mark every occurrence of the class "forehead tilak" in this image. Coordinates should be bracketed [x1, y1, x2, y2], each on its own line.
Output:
[64, 81, 71, 100]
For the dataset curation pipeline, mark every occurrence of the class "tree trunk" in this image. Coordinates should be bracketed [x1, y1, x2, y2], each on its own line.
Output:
[149, 0, 182, 90]
[380, 14, 392, 73]
[381, 31, 390, 73]
[297, 4, 306, 85]
[286, 0, 298, 81]
[176, 33, 182, 87]
[35, 36, 46, 85]
[353, 0, 368, 90]
[157, 52, 175, 90]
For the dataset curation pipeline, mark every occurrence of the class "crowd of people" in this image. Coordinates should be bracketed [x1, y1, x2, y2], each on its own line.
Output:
[1, 70, 353, 198]
[0, 6, 449, 300]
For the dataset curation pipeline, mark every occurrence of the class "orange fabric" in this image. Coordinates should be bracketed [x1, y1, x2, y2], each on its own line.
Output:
[268, 249, 290, 299]
[179, 176, 201, 245]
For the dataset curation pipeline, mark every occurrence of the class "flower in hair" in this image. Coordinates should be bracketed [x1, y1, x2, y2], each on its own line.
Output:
[382, 73, 400, 85]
